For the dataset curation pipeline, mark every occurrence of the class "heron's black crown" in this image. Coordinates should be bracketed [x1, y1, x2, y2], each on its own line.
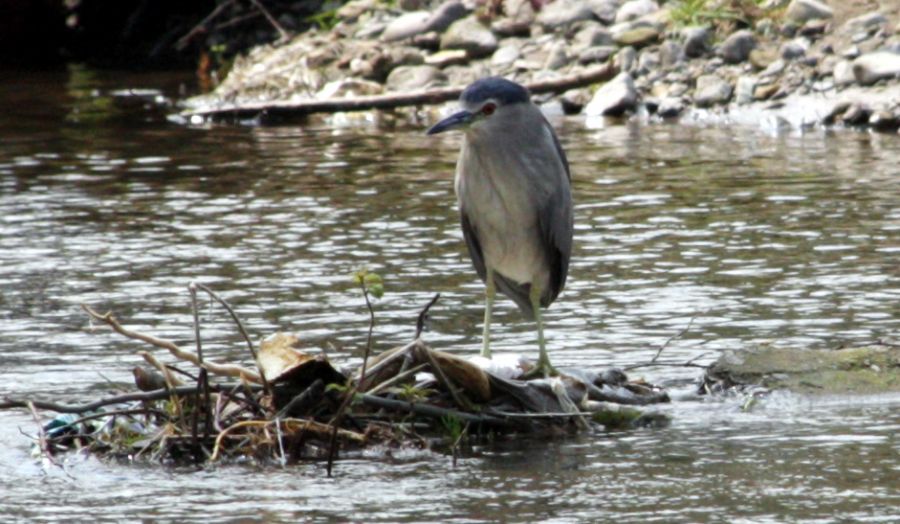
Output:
[461, 77, 530, 106]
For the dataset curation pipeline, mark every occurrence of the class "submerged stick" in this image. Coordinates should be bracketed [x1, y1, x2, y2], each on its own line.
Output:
[357, 394, 511, 428]
[1, 384, 262, 414]
[183, 63, 618, 119]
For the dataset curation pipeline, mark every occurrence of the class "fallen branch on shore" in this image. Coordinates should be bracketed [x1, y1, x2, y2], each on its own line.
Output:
[182, 62, 618, 120]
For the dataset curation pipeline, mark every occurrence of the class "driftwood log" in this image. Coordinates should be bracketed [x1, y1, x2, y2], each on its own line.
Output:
[182, 63, 618, 120]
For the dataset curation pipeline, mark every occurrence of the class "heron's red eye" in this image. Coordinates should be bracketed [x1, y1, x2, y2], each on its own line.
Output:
[481, 103, 496, 116]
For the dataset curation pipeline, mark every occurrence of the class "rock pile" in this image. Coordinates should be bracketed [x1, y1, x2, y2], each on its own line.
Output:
[189, 0, 900, 131]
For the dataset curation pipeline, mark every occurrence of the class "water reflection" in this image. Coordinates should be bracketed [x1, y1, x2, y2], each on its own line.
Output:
[1, 68, 899, 522]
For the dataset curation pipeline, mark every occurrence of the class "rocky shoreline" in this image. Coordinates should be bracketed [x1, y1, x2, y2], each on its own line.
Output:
[184, 0, 900, 132]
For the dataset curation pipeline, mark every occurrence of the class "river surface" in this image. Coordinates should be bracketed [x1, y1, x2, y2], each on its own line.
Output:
[1, 66, 899, 522]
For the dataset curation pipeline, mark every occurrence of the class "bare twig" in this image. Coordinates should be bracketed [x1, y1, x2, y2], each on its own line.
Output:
[415, 345, 472, 411]
[175, 0, 238, 50]
[415, 293, 440, 339]
[248, 0, 290, 41]
[358, 394, 511, 427]
[81, 304, 262, 383]
[26, 402, 73, 478]
[192, 282, 271, 396]
[1, 384, 262, 414]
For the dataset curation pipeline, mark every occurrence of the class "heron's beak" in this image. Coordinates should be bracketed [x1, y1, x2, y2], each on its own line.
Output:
[427, 110, 474, 135]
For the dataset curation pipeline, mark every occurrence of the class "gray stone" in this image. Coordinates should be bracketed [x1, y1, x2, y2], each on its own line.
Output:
[492, 0, 534, 36]
[440, 16, 498, 58]
[426, 49, 469, 67]
[735, 75, 756, 104]
[385, 65, 447, 91]
[536, 0, 595, 30]
[336, 0, 377, 22]
[317, 78, 383, 98]
[760, 59, 786, 77]
[573, 24, 614, 53]
[382, 11, 431, 42]
[585, 72, 638, 116]
[681, 26, 711, 58]
[587, 0, 620, 24]
[427, 1, 470, 32]
[719, 30, 757, 64]
[637, 48, 660, 74]
[579, 45, 616, 64]
[659, 40, 684, 67]
[843, 12, 887, 34]
[614, 0, 658, 23]
[693, 74, 733, 107]
[491, 44, 521, 67]
[560, 88, 592, 114]
[852, 51, 900, 86]
[780, 37, 808, 60]
[657, 96, 684, 118]
[544, 41, 570, 70]
[749, 46, 779, 69]
[384, 1, 469, 41]
[616, 46, 637, 72]
[785, 0, 833, 24]
[612, 25, 659, 47]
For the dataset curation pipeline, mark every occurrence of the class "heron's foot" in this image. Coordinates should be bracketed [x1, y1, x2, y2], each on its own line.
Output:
[521, 361, 558, 380]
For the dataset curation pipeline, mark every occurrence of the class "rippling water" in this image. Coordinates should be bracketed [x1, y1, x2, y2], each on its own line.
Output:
[1, 67, 899, 522]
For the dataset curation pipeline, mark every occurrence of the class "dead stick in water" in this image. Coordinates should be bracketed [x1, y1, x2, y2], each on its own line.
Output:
[82, 304, 262, 383]
[183, 62, 619, 119]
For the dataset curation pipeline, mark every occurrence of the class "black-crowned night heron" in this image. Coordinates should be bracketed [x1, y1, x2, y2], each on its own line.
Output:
[427, 77, 573, 377]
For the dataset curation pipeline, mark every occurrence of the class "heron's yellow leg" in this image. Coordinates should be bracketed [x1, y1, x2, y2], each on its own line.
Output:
[481, 269, 495, 358]
[529, 285, 556, 378]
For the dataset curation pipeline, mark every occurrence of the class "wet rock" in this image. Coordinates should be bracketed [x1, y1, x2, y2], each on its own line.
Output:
[537, 0, 595, 30]
[785, 0, 833, 25]
[852, 51, 900, 86]
[614, 0, 659, 23]
[833, 59, 855, 86]
[694, 74, 733, 107]
[869, 109, 900, 131]
[705, 344, 900, 395]
[657, 96, 684, 117]
[585, 72, 638, 116]
[441, 16, 498, 58]
[579, 45, 616, 65]
[681, 26, 711, 58]
[841, 102, 872, 125]
[781, 37, 808, 60]
[719, 29, 757, 64]
[612, 25, 660, 47]
[385, 64, 446, 91]
[560, 88, 591, 114]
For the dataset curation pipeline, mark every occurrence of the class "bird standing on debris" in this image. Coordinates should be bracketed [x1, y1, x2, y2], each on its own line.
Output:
[427, 77, 573, 377]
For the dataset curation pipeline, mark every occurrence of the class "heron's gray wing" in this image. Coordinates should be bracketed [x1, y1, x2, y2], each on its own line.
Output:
[460, 209, 535, 318]
[537, 121, 574, 307]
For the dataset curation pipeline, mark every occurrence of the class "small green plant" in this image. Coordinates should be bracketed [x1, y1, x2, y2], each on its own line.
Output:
[441, 413, 464, 442]
[397, 384, 429, 403]
[352, 268, 384, 385]
[669, 0, 766, 28]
